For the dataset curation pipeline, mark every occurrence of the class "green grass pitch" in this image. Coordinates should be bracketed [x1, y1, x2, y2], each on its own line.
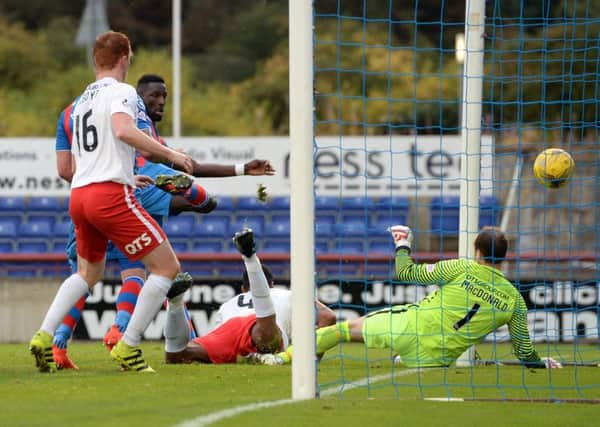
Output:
[0, 341, 599, 427]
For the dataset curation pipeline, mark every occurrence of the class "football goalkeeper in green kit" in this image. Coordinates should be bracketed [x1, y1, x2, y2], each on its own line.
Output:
[253, 225, 562, 369]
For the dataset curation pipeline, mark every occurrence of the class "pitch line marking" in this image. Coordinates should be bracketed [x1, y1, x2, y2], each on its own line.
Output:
[172, 368, 423, 427]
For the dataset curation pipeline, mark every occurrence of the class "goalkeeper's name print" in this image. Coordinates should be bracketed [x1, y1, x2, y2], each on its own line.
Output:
[460, 280, 510, 311]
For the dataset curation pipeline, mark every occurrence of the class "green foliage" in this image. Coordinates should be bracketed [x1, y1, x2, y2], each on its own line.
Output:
[0, 1, 598, 139]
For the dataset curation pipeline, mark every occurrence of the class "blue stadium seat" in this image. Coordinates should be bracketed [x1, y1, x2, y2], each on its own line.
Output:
[372, 211, 408, 229]
[0, 241, 13, 252]
[192, 240, 224, 253]
[270, 196, 290, 212]
[430, 196, 460, 235]
[368, 240, 392, 254]
[335, 220, 368, 236]
[236, 196, 265, 211]
[341, 196, 368, 211]
[52, 221, 71, 238]
[17, 241, 48, 253]
[163, 216, 195, 238]
[215, 196, 234, 212]
[194, 219, 228, 238]
[28, 197, 63, 212]
[169, 240, 189, 253]
[334, 240, 364, 254]
[27, 213, 59, 226]
[373, 196, 410, 211]
[340, 211, 370, 224]
[0, 220, 17, 238]
[315, 196, 339, 211]
[315, 240, 329, 254]
[479, 195, 500, 228]
[0, 214, 21, 227]
[315, 212, 337, 226]
[229, 216, 265, 236]
[0, 196, 26, 212]
[52, 239, 68, 253]
[265, 217, 290, 237]
[315, 221, 334, 238]
[261, 240, 290, 253]
[19, 221, 53, 238]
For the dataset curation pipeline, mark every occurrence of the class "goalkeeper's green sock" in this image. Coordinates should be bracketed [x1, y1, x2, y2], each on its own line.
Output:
[276, 321, 351, 364]
[316, 321, 351, 354]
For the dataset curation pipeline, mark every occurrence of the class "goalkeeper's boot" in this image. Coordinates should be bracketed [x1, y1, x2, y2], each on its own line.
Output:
[103, 325, 123, 352]
[110, 340, 155, 373]
[29, 330, 57, 373]
[233, 228, 256, 257]
[155, 174, 193, 195]
[52, 345, 79, 370]
[166, 271, 193, 300]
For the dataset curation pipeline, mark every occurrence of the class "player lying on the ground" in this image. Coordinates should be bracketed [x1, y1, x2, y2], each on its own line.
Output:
[251, 225, 562, 369]
[51, 73, 276, 370]
[163, 228, 336, 364]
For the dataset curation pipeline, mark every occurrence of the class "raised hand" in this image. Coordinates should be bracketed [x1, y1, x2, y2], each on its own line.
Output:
[387, 225, 413, 250]
[244, 159, 276, 176]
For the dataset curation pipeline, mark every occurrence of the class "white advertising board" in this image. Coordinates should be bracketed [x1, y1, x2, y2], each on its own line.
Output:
[0, 135, 493, 197]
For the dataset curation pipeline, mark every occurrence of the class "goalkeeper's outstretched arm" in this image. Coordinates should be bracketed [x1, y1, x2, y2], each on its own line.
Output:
[507, 296, 553, 368]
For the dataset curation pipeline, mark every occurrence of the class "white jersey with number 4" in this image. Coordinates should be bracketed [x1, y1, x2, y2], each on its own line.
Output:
[71, 77, 139, 189]
[215, 288, 292, 349]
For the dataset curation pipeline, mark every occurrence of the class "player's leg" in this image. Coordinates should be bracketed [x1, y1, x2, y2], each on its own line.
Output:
[52, 296, 86, 370]
[73, 182, 173, 372]
[232, 228, 282, 352]
[30, 191, 107, 372]
[138, 162, 216, 214]
[101, 243, 147, 351]
[164, 273, 204, 363]
[52, 229, 85, 370]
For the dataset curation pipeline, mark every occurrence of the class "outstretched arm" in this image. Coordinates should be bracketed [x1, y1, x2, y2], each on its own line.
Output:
[507, 297, 545, 368]
[191, 159, 276, 178]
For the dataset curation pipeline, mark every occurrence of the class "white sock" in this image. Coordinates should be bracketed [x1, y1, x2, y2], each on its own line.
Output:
[40, 274, 89, 336]
[122, 274, 172, 347]
[164, 304, 191, 353]
[243, 255, 275, 318]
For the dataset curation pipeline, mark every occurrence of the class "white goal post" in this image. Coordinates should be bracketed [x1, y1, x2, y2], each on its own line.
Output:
[289, 0, 317, 399]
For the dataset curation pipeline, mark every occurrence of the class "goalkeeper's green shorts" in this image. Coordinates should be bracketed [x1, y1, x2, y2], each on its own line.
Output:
[362, 304, 437, 367]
